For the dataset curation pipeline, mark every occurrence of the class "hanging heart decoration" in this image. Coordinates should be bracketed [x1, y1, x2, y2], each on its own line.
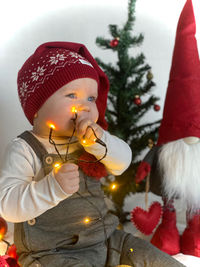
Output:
[131, 201, 162, 235]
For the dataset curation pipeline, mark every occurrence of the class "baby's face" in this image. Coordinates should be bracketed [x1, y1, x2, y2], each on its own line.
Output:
[33, 78, 99, 138]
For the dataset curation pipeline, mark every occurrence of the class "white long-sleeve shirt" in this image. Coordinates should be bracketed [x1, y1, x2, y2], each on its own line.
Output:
[0, 130, 132, 223]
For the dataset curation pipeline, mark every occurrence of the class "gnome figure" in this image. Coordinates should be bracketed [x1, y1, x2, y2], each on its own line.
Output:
[135, 0, 200, 257]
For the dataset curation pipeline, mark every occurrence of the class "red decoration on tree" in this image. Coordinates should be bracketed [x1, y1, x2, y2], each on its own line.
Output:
[134, 96, 141, 106]
[78, 152, 108, 179]
[110, 38, 119, 47]
[135, 161, 151, 183]
[154, 104, 160, 111]
[0, 217, 8, 239]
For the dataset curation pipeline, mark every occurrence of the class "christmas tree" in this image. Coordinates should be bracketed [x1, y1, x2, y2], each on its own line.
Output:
[95, 0, 161, 224]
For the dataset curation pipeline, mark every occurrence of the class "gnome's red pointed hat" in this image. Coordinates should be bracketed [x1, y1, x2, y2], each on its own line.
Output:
[136, 0, 200, 182]
[158, 0, 200, 146]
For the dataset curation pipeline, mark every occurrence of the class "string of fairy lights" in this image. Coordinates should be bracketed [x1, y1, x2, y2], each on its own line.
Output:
[48, 106, 110, 233]
[47, 106, 134, 264]
[48, 107, 107, 164]
[48, 107, 117, 191]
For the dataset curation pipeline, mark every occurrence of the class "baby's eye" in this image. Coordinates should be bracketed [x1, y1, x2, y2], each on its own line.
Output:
[65, 93, 77, 99]
[88, 96, 97, 102]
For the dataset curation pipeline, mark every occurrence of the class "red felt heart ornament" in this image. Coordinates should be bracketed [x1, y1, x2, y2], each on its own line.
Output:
[131, 201, 162, 235]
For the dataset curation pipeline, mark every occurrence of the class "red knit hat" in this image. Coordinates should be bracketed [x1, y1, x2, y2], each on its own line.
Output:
[17, 42, 109, 130]
[157, 0, 200, 145]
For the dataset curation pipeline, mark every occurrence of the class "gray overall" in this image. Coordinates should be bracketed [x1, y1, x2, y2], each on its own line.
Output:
[14, 132, 185, 267]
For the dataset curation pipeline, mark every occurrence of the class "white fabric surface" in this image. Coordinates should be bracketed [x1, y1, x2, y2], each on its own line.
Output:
[173, 253, 200, 267]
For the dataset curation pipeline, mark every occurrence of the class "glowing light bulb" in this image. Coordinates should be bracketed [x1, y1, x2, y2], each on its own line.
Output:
[71, 107, 77, 113]
[83, 217, 91, 224]
[110, 183, 117, 190]
[82, 139, 87, 145]
[130, 248, 134, 253]
[47, 122, 56, 130]
[54, 163, 61, 169]
[81, 138, 96, 147]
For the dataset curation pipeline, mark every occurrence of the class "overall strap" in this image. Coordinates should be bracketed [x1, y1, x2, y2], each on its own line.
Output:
[18, 131, 48, 162]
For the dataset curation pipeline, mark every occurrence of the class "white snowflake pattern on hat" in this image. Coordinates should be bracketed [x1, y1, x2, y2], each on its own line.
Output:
[19, 82, 28, 97]
[31, 66, 46, 81]
[68, 51, 84, 59]
[49, 53, 67, 65]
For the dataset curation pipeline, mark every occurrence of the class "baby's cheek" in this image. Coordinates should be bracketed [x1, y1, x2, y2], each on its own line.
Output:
[84, 112, 98, 123]
[94, 116, 98, 123]
[92, 107, 99, 123]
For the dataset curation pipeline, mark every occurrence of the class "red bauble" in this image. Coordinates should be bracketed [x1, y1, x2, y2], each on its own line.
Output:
[134, 97, 142, 105]
[154, 104, 160, 111]
[0, 217, 8, 239]
[110, 38, 119, 47]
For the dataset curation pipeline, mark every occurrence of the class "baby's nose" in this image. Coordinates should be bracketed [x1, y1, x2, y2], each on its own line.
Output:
[78, 104, 90, 112]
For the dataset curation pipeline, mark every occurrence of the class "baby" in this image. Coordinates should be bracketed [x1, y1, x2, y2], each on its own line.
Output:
[0, 42, 184, 266]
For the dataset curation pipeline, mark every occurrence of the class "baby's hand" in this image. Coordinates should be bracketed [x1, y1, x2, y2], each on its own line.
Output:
[75, 118, 103, 145]
[54, 163, 79, 194]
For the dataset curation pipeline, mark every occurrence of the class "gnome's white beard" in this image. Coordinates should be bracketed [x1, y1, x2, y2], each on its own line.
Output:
[159, 139, 200, 212]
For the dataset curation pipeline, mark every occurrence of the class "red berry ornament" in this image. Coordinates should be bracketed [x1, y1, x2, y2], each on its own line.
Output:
[134, 96, 142, 106]
[110, 38, 119, 47]
[154, 104, 160, 111]
[7, 244, 19, 260]
[0, 217, 8, 239]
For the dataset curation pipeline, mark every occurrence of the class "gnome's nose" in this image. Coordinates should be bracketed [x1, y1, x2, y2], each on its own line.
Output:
[183, 136, 200, 145]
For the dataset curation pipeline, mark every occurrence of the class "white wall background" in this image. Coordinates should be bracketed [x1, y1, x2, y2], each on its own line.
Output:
[0, 0, 187, 163]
